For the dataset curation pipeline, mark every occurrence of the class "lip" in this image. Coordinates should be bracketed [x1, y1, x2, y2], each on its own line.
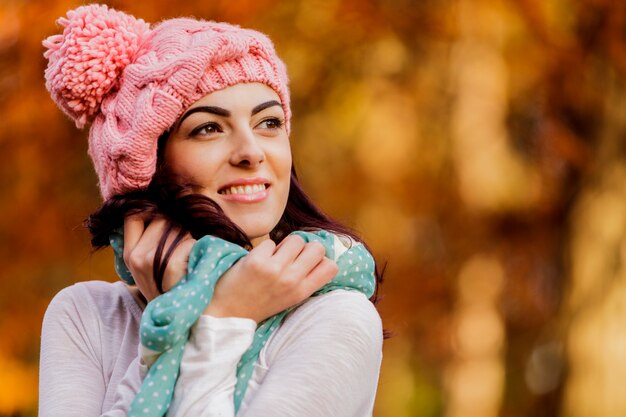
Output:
[218, 177, 271, 203]
[219, 177, 271, 190]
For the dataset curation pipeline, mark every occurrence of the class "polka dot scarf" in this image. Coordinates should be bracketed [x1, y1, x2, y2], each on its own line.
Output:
[110, 230, 377, 417]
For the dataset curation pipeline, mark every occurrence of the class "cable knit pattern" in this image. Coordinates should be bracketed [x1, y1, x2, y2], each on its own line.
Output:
[43, 5, 291, 199]
[109, 230, 377, 417]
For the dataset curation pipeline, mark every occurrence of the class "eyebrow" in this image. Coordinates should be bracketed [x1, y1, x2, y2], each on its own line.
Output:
[176, 100, 282, 129]
[177, 106, 230, 127]
[251, 100, 281, 115]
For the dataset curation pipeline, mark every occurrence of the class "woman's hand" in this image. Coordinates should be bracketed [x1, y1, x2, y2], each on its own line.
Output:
[123, 217, 337, 321]
[204, 235, 339, 323]
[123, 215, 197, 302]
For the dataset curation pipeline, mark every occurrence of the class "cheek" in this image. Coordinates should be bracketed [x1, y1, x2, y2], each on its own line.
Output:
[276, 149, 292, 209]
[275, 141, 292, 177]
[166, 147, 220, 186]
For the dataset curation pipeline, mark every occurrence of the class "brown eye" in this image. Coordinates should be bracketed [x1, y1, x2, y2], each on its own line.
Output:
[258, 118, 283, 130]
[191, 122, 222, 136]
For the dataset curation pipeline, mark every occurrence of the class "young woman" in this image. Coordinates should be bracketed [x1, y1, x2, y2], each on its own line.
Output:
[39, 4, 383, 417]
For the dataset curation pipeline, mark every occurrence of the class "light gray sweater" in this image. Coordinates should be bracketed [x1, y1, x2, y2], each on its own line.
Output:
[39, 280, 382, 416]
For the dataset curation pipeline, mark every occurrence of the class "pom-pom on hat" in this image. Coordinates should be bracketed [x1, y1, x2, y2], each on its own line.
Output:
[43, 4, 291, 200]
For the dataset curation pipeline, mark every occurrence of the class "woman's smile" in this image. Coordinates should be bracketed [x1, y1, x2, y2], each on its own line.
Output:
[218, 177, 271, 202]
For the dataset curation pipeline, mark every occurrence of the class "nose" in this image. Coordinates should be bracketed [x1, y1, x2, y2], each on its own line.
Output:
[229, 125, 265, 168]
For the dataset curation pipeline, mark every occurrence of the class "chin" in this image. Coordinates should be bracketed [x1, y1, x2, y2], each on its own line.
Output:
[227, 210, 282, 243]
[238, 222, 275, 242]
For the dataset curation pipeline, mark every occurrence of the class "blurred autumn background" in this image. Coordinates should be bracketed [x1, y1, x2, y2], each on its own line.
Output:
[1, 0, 626, 416]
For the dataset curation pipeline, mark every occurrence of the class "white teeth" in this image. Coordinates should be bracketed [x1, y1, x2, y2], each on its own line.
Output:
[222, 184, 266, 195]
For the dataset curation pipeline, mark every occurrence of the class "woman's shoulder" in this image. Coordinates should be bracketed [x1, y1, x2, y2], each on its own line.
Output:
[263, 290, 383, 360]
[295, 290, 381, 326]
[44, 280, 143, 324]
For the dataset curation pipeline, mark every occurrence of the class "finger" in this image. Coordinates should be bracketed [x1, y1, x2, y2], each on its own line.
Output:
[162, 236, 197, 292]
[248, 238, 277, 258]
[137, 217, 170, 250]
[123, 214, 147, 255]
[124, 217, 170, 301]
[301, 258, 338, 295]
[272, 234, 306, 265]
[290, 241, 327, 275]
[125, 218, 167, 271]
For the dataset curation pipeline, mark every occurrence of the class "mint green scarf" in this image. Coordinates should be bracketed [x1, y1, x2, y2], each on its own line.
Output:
[110, 230, 376, 417]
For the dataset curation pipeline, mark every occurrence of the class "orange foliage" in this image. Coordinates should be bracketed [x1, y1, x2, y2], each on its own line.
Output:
[1, 0, 624, 416]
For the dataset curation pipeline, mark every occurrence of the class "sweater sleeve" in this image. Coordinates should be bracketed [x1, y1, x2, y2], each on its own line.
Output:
[38, 284, 143, 417]
[168, 290, 383, 417]
[240, 290, 383, 417]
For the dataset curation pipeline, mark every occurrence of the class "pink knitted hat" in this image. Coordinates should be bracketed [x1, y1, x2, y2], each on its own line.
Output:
[43, 4, 291, 199]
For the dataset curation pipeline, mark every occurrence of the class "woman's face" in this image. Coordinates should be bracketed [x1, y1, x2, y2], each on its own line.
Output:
[164, 83, 291, 246]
